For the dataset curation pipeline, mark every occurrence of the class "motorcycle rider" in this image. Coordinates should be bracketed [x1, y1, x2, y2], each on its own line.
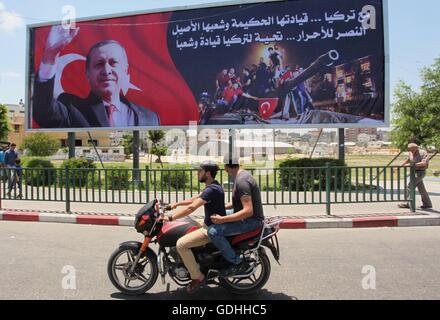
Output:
[164, 160, 226, 293]
[209, 156, 265, 277]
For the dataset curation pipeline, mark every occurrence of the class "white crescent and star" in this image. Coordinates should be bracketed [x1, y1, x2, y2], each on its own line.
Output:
[260, 101, 271, 114]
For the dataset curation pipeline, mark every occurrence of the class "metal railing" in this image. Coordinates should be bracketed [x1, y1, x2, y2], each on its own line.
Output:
[0, 163, 417, 215]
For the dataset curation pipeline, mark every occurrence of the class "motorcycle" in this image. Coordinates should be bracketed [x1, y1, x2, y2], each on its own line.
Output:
[107, 199, 282, 295]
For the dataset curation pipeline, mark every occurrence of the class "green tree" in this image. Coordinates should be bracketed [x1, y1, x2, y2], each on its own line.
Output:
[420, 57, 440, 149]
[0, 104, 10, 142]
[148, 130, 167, 168]
[391, 57, 440, 151]
[151, 145, 168, 168]
[22, 132, 60, 157]
[122, 134, 133, 159]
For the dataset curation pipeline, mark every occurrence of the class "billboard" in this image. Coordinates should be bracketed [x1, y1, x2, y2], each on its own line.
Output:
[26, 0, 389, 131]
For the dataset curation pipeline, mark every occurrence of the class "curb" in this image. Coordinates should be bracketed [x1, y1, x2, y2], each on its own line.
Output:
[1, 211, 440, 229]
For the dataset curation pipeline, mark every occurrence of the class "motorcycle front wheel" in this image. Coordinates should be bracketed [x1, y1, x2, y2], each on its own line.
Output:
[107, 247, 158, 296]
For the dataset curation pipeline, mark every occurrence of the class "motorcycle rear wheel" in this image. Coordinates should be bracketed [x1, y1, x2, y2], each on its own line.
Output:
[219, 248, 271, 295]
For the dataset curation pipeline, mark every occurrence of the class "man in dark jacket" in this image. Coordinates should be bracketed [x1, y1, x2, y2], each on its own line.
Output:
[33, 25, 159, 129]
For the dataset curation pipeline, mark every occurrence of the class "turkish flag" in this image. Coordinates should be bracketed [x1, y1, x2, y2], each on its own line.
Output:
[32, 12, 199, 128]
[258, 98, 279, 120]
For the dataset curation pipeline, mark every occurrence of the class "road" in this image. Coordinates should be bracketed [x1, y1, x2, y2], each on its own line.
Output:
[0, 221, 440, 300]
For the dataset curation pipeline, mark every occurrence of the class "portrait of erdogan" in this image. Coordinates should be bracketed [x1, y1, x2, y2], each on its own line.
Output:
[32, 25, 160, 128]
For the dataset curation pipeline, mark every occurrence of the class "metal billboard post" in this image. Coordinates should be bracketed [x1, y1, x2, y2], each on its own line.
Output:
[133, 131, 142, 187]
[338, 128, 345, 163]
[68, 132, 75, 159]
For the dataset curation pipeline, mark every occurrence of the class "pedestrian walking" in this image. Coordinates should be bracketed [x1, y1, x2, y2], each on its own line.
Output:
[398, 143, 432, 210]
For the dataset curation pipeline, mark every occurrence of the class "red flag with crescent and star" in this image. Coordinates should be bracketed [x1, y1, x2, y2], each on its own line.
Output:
[258, 98, 279, 120]
[31, 12, 199, 128]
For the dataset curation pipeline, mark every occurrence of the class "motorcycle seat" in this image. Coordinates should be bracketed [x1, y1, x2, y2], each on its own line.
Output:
[228, 227, 263, 246]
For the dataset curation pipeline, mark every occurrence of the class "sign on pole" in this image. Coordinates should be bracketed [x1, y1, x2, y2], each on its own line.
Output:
[26, 0, 389, 132]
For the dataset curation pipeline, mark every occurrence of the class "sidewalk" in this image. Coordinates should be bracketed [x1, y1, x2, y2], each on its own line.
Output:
[1, 181, 439, 230]
[1, 202, 439, 230]
[1, 207, 439, 230]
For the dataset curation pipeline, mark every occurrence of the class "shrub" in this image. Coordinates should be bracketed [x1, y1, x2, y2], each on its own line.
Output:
[60, 158, 96, 187]
[158, 168, 189, 190]
[24, 158, 57, 186]
[278, 158, 349, 191]
[102, 168, 132, 190]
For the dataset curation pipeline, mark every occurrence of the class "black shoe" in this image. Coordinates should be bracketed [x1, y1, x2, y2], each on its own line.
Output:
[419, 206, 433, 210]
[220, 262, 246, 277]
[186, 276, 206, 294]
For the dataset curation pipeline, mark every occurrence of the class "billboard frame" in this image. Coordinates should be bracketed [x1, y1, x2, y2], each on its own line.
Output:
[25, 0, 390, 133]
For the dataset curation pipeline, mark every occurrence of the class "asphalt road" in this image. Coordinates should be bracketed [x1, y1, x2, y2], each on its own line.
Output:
[1, 221, 440, 300]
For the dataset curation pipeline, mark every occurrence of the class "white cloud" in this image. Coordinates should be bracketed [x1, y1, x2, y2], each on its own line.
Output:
[0, 71, 21, 78]
[0, 2, 24, 32]
[0, 72, 22, 86]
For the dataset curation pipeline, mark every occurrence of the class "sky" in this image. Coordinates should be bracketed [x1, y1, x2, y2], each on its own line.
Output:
[0, 0, 439, 109]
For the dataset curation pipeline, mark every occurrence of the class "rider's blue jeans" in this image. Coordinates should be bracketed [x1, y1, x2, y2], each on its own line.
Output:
[207, 218, 263, 265]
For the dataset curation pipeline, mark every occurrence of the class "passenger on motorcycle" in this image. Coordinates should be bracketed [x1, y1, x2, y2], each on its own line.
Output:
[164, 160, 226, 293]
[209, 156, 265, 277]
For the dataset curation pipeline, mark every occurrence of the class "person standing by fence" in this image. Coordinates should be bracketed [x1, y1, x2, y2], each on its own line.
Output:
[4, 144, 18, 168]
[0, 146, 7, 181]
[4, 143, 17, 183]
[7, 158, 23, 199]
[398, 143, 432, 210]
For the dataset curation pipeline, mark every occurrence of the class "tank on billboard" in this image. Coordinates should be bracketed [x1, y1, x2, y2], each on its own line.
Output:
[26, 0, 389, 131]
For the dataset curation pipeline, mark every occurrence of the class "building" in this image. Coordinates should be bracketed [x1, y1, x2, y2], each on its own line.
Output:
[274, 130, 292, 143]
[377, 130, 390, 142]
[3, 102, 124, 154]
[49, 146, 125, 162]
[346, 128, 378, 142]
[4, 102, 26, 146]
[288, 132, 301, 141]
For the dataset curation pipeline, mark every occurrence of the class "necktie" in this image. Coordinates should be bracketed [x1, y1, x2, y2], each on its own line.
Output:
[106, 104, 117, 127]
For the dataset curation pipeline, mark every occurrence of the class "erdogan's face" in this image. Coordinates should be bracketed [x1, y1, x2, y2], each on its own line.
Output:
[87, 43, 128, 100]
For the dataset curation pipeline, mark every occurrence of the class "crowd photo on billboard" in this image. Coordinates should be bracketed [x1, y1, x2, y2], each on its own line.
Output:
[27, 0, 386, 130]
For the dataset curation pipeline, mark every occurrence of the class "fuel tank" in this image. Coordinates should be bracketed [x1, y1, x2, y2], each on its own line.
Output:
[157, 217, 201, 247]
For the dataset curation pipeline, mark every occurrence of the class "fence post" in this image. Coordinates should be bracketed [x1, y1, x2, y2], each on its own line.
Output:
[325, 162, 331, 215]
[409, 163, 416, 213]
[145, 166, 150, 203]
[0, 172, 2, 210]
[65, 167, 71, 213]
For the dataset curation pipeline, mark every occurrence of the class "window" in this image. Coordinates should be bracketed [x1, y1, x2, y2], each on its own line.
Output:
[87, 140, 98, 146]
[75, 140, 82, 147]
[14, 125, 20, 133]
[113, 150, 120, 154]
